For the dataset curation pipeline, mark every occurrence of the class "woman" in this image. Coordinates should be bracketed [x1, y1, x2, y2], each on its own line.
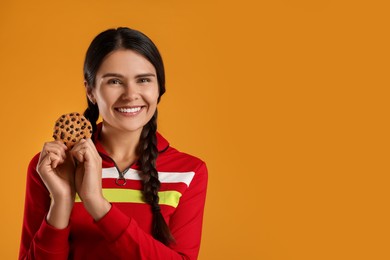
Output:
[19, 27, 208, 259]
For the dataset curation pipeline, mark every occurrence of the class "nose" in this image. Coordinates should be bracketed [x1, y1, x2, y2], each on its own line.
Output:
[121, 83, 139, 101]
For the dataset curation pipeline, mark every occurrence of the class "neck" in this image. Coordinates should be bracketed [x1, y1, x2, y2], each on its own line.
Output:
[99, 123, 142, 167]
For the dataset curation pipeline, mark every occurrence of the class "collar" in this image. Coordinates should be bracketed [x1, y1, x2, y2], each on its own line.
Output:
[92, 122, 170, 157]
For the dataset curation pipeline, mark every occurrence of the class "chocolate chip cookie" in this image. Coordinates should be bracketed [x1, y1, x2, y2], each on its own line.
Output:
[52, 112, 93, 148]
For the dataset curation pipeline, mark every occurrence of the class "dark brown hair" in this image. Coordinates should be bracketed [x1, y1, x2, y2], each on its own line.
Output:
[83, 27, 174, 245]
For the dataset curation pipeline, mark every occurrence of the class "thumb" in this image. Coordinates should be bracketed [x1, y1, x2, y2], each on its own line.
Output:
[44, 153, 55, 168]
[37, 153, 55, 175]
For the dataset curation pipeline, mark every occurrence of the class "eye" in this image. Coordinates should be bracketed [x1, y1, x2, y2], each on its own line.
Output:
[137, 78, 152, 83]
[108, 78, 122, 85]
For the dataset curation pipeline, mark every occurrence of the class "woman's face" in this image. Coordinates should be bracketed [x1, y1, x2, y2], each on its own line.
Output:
[88, 49, 159, 134]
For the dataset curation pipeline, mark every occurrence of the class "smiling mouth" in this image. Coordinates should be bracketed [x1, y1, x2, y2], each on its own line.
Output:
[116, 107, 142, 113]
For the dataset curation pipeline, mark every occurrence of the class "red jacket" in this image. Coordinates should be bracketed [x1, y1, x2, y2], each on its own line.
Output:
[19, 127, 208, 259]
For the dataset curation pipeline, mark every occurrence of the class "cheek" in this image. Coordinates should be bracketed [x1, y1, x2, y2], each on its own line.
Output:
[97, 89, 116, 105]
[146, 87, 160, 106]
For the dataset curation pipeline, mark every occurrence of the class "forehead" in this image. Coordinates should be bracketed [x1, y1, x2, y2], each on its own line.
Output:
[97, 49, 156, 76]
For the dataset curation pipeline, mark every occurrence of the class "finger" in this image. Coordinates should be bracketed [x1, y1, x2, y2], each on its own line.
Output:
[71, 138, 101, 167]
[71, 147, 86, 163]
[43, 142, 67, 161]
[81, 138, 101, 164]
[71, 139, 94, 162]
[45, 148, 66, 163]
[52, 140, 68, 150]
[85, 138, 99, 158]
[81, 139, 95, 162]
[48, 153, 63, 168]
[78, 148, 87, 163]
[44, 140, 67, 151]
[37, 152, 62, 173]
[71, 138, 87, 150]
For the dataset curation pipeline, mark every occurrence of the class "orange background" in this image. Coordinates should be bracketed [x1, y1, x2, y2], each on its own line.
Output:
[1, 0, 389, 259]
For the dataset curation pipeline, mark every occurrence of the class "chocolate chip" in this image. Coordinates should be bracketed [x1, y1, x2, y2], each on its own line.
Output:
[61, 115, 65, 118]
[66, 127, 70, 132]
[77, 121, 80, 124]
[60, 119, 63, 123]
[61, 132, 65, 139]
[60, 125, 64, 129]
[65, 120, 69, 125]
[75, 128, 79, 131]
[70, 130, 74, 134]
[55, 123, 59, 127]
[70, 113, 74, 116]
[52, 135, 56, 140]
[71, 117, 76, 121]
[64, 142, 67, 146]
[72, 139, 76, 142]
[87, 126, 91, 130]
[76, 134, 80, 137]
[70, 125, 74, 129]
[76, 113, 80, 116]
[67, 137, 71, 140]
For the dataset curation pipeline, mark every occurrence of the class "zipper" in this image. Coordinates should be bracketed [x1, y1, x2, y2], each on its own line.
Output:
[98, 152, 131, 186]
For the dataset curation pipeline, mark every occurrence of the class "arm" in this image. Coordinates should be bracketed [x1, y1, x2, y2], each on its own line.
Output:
[19, 152, 73, 260]
[93, 162, 208, 260]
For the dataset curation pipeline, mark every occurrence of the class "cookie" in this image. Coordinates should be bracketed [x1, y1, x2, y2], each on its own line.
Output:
[52, 112, 93, 148]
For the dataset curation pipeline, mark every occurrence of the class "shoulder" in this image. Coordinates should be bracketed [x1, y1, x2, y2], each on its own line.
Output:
[156, 132, 207, 176]
[157, 144, 208, 193]
[26, 152, 48, 189]
[28, 152, 41, 173]
[30, 152, 41, 163]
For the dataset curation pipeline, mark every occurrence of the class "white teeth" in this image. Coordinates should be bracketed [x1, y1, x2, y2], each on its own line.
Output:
[117, 107, 141, 113]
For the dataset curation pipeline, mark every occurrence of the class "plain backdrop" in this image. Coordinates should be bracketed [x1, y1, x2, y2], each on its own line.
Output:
[1, 0, 389, 259]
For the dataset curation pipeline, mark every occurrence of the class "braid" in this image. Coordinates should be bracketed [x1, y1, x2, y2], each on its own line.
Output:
[83, 98, 99, 134]
[137, 110, 175, 245]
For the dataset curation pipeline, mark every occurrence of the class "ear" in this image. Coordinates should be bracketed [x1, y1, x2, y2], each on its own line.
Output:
[84, 81, 96, 104]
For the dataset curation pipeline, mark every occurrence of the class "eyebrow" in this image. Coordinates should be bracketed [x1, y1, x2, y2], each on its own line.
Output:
[101, 73, 156, 78]
[135, 73, 156, 78]
[102, 73, 124, 78]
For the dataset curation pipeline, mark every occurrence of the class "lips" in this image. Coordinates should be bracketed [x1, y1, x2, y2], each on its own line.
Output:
[114, 106, 145, 116]
[116, 107, 142, 113]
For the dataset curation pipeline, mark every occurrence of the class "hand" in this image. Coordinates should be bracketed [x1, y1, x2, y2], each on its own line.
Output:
[36, 141, 76, 228]
[71, 138, 111, 220]
[36, 141, 76, 201]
